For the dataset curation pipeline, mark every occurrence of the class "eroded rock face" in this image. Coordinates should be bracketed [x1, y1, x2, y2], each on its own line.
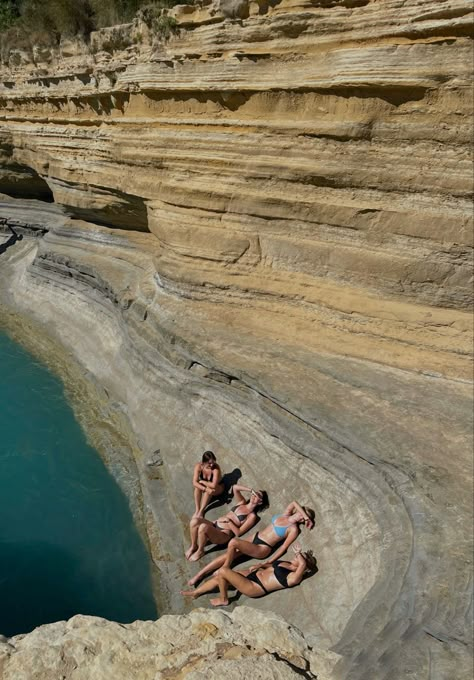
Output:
[0, 607, 340, 679]
[0, 1, 472, 678]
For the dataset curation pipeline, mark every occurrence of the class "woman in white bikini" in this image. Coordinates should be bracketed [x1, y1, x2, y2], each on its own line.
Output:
[185, 485, 269, 561]
[187, 501, 315, 586]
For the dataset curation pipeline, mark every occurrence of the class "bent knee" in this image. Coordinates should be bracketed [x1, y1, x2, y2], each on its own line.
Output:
[198, 524, 208, 534]
[217, 566, 231, 577]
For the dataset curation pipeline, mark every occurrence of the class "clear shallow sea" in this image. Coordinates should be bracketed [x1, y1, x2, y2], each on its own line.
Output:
[0, 331, 157, 636]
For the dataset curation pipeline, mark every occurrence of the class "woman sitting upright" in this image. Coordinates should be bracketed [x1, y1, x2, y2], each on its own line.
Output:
[188, 501, 315, 586]
[185, 486, 268, 561]
[192, 451, 224, 518]
[181, 542, 317, 606]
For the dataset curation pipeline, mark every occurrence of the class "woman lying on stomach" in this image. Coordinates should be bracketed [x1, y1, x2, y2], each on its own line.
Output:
[187, 501, 315, 585]
[185, 486, 269, 561]
[181, 543, 317, 606]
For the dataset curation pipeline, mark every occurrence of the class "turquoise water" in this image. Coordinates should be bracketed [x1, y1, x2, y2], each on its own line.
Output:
[0, 331, 157, 636]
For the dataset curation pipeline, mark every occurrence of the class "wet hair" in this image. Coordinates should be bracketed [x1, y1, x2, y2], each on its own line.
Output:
[202, 451, 217, 464]
[255, 490, 269, 511]
[302, 550, 318, 575]
[302, 507, 315, 525]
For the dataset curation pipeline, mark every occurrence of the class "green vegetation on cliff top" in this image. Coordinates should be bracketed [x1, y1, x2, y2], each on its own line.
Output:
[0, 0, 188, 56]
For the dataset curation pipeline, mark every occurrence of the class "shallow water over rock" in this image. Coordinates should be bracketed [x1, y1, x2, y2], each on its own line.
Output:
[0, 331, 157, 636]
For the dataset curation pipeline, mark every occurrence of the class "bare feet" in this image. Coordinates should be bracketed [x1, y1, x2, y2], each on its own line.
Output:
[180, 589, 196, 598]
[185, 546, 196, 560]
[187, 575, 198, 586]
[210, 597, 229, 607]
[193, 511, 204, 519]
[189, 549, 205, 562]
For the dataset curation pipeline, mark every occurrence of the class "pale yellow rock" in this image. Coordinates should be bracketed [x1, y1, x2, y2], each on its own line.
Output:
[0, 608, 339, 680]
[0, 1, 472, 679]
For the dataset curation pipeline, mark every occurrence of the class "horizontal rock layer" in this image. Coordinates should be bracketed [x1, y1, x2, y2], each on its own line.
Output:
[0, 1, 472, 679]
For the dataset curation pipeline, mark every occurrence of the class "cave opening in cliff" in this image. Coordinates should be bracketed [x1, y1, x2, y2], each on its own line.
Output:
[0, 164, 54, 203]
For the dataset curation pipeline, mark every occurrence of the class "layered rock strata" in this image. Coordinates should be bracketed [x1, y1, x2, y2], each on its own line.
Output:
[0, 1, 472, 678]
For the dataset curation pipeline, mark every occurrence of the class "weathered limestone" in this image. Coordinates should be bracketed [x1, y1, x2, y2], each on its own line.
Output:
[0, 607, 340, 679]
[0, 0, 472, 678]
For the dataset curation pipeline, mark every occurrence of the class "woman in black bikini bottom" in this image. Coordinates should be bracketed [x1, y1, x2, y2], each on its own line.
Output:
[185, 486, 269, 561]
[187, 501, 315, 586]
[181, 543, 317, 606]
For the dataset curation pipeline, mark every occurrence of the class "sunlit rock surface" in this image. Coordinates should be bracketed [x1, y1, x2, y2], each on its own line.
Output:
[0, 607, 340, 679]
[0, 1, 472, 678]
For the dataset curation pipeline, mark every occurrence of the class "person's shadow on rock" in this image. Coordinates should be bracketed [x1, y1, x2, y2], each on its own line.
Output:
[0, 225, 23, 255]
[205, 468, 242, 513]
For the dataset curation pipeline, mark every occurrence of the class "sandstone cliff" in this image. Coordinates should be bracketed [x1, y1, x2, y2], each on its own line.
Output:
[0, 1, 472, 678]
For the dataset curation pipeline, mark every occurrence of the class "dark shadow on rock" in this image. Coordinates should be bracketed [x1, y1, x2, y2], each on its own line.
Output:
[205, 468, 242, 513]
[0, 224, 23, 255]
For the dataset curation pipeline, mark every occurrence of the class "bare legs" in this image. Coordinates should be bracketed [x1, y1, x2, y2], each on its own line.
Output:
[185, 517, 201, 560]
[181, 566, 262, 605]
[187, 536, 271, 585]
[194, 487, 203, 516]
[211, 566, 263, 606]
[185, 519, 231, 561]
[193, 483, 224, 519]
[222, 537, 269, 567]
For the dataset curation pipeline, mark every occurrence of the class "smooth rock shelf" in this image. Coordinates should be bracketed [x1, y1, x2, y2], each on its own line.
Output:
[0, 1, 472, 678]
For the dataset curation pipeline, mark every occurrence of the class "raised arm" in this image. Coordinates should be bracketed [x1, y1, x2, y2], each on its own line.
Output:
[231, 483, 252, 505]
[267, 526, 300, 564]
[287, 552, 307, 587]
[284, 501, 314, 528]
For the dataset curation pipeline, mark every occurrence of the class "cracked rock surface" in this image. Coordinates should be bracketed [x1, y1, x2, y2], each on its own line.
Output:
[0, 607, 339, 680]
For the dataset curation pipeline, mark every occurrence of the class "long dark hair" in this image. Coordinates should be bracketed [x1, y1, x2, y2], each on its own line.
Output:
[202, 451, 217, 464]
[302, 506, 315, 525]
[256, 490, 269, 512]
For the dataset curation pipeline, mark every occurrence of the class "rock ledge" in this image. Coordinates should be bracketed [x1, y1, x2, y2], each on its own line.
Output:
[0, 607, 339, 680]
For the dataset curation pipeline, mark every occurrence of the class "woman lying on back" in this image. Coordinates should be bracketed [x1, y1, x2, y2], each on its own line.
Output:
[185, 486, 269, 561]
[187, 501, 315, 585]
[181, 543, 317, 606]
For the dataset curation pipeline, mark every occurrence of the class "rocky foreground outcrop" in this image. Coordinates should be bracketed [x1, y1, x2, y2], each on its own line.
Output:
[0, 607, 339, 679]
[0, 0, 472, 678]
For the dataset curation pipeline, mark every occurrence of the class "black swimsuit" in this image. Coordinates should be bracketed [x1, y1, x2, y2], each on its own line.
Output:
[214, 504, 248, 532]
[247, 561, 292, 595]
[252, 532, 273, 548]
[231, 504, 248, 523]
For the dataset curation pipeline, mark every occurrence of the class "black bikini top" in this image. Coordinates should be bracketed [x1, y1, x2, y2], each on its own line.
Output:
[231, 504, 248, 523]
[273, 561, 292, 589]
